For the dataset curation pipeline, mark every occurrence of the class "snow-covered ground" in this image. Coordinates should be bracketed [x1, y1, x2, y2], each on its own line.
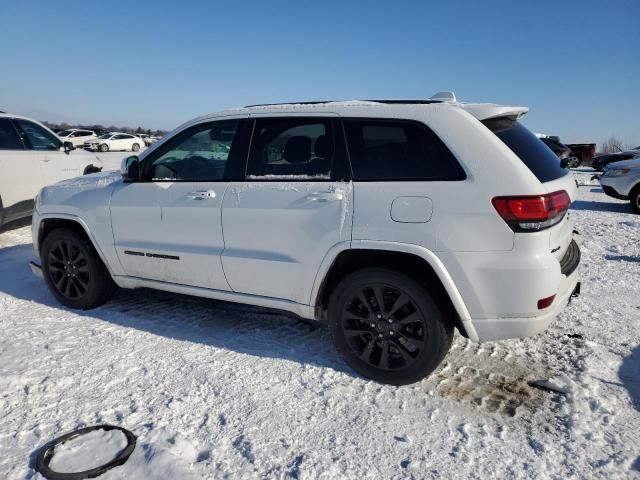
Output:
[0, 170, 638, 479]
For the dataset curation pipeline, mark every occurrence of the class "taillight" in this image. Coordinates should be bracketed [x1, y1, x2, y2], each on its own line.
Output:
[492, 190, 571, 232]
[590, 145, 596, 157]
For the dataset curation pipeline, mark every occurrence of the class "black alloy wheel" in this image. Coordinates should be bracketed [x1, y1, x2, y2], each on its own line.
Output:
[329, 268, 453, 385]
[47, 238, 91, 300]
[41, 228, 116, 309]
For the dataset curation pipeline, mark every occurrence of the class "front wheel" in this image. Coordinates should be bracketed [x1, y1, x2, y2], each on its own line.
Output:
[99, 143, 109, 152]
[131, 143, 140, 152]
[41, 228, 116, 309]
[328, 268, 453, 385]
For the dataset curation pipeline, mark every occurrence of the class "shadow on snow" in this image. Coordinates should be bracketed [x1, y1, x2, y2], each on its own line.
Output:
[0, 242, 351, 376]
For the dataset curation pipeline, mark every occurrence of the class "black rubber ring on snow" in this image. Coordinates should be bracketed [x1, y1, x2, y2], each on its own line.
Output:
[35, 425, 137, 480]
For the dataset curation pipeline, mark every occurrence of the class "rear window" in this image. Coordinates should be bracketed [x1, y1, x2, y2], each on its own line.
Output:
[484, 118, 568, 183]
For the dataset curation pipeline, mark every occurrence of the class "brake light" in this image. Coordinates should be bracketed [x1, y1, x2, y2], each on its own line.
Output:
[492, 190, 571, 232]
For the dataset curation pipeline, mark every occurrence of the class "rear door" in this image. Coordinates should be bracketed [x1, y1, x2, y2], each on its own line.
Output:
[221, 115, 353, 304]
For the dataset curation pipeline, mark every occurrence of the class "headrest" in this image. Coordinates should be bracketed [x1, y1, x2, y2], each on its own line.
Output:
[284, 136, 311, 164]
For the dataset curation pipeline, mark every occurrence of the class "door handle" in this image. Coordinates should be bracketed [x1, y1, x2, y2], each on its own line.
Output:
[306, 192, 343, 202]
[188, 190, 216, 200]
[42, 158, 52, 162]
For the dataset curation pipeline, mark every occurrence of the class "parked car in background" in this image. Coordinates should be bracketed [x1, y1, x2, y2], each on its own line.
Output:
[538, 135, 571, 162]
[57, 129, 98, 147]
[84, 132, 145, 152]
[30, 93, 580, 385]
[592, 146, 640, 171]
[0, 113, 102, 228]
[566, 143, 596, 168]
[135, 133, 160, 146]
[598, 158, 640, 213]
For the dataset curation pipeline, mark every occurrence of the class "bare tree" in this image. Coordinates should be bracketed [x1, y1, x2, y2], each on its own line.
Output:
[601, 136, 627, 154]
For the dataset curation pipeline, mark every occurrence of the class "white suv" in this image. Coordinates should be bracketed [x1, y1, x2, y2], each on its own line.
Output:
[0, 113, 102, 228]
[56, 129, 98, 147]
[30, 94, 581, 384]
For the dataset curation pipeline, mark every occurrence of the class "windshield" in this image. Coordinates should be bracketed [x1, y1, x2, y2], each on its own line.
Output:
[97, 133, 112, 139]
[57, 130, 73, 137]
[483, 118, 569, 183]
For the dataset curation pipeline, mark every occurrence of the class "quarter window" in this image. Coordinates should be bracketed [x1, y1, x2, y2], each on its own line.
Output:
[144, 119, 240, 181]
[0, 118, 24, 150]
[246, 118, 336, 179]
[15, 119, 61, 151]
[343, 119, 465, 181]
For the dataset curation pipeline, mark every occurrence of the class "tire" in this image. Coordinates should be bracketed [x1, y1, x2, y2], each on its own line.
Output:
[99, 143, 109, 152]
[568, 156, 581, 168]
[630, 185, 640, 214]
[132, 143, 140, 152]
[328, 268, 453, 385]
[41, 228, 116, 309]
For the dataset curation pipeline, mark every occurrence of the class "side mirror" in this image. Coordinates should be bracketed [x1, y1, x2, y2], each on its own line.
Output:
[121, 156, 140, 182]
[63, 141, 75, 153]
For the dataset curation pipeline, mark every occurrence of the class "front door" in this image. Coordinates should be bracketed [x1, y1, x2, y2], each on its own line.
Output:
[109, 118, 249, 290]
[221, 116, 353, 304]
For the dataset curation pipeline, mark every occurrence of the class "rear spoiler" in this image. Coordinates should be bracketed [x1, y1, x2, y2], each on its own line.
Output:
[459, 103, 529, 122]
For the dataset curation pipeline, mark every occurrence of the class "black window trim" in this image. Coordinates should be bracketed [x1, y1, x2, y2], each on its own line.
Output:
[0, 118, 27, 150]
[140, 117, 250, 183]
[242, 116, 351, 182]
[341, 117, 467, 182]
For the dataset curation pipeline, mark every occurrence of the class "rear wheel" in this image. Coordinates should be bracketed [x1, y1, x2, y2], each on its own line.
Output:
[99, 143, 109, 152]
[41, 228, 116, 309]
[630, 185, 640, 214]
[328, 268, 453, 385]
[132, 143, 140, 152]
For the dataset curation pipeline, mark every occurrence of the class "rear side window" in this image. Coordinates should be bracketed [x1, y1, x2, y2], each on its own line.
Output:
[247, 118, 346, 179]
[0, 118, 24, 150]
[343, 119, 465, 181]
[484, 119, 568, 183]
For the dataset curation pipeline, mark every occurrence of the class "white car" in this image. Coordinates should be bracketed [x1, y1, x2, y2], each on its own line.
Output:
[84, 132, 145, 152]
[0, 113, 102, 228]
[598, 157, 640, 213]
[30, 93, 580, 385]
[57, 129, 97, 147]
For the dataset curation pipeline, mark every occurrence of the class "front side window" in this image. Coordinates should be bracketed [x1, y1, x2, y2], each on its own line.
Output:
[343, 119, 465, 181]
[57, 129, 73, 137]
[246, 118, 336, 179]
[15, 119, 61, 151]
[144, 119, 239, 181]
[0, 118, 24, 150]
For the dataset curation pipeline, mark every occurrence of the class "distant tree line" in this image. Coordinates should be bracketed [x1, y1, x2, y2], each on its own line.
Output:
[43, 120, 167, 137]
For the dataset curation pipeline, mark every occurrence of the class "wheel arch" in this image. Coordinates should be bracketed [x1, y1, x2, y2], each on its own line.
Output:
[37, 215, 115, 275]
[312, 241, 478, 341]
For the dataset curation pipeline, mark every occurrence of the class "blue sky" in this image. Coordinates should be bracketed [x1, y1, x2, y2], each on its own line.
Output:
[0, 0, 637, 145]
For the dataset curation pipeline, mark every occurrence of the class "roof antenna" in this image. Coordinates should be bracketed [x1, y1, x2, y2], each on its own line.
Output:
[430, 91, 457, 103]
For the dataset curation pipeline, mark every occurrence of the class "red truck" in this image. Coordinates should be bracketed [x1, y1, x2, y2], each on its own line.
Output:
[566, 143, 596, 168]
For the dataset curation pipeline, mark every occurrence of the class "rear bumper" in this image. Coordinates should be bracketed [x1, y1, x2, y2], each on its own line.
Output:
[472, 271, 580, 341]
[444, 238, 581, 342]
